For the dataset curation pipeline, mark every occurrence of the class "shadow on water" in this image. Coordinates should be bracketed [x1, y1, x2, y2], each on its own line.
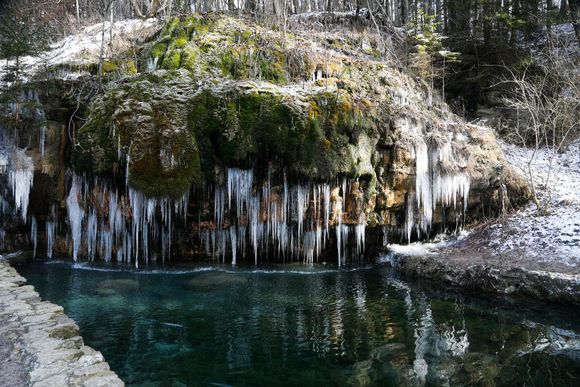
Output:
[14, 259, 580, 386]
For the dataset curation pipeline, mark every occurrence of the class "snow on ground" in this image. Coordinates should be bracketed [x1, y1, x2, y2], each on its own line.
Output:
[489, 141, 580, 269]
[379, 231, 471, 262]
[383, 140, 580, 275]
[0, 18, 160, 83]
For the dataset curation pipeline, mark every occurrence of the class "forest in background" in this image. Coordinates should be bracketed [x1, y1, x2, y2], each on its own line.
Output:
[0, 0, 578, 153]
[0, 0, 577, 43]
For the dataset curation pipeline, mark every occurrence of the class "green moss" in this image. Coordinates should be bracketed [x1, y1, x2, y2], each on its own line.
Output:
[184, 14, 213, 36]
[150, 42, 167, 59]
[162, 49, 181, 70]
[162, 17, 180, 38]
[233, 29, 253, 43]
[124, 60, 138, 75]
[181, 45, 200, 71]
[220, 46, 250, 79]
[74, 76, 202, 199]
[174, 36, 188, 49]
[188, 87, 365, 180]
[102, 60, 119, 73]
[257, 48, 287, 83]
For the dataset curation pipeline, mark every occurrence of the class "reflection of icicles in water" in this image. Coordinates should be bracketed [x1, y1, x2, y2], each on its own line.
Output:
[8, 148, 34, 221]
[439, 326, 469, 357]
[412, 298, 434, 385]
[30, 216, 37, 258]
[390, 278, 464, 386]
[389, 280, 430, 385]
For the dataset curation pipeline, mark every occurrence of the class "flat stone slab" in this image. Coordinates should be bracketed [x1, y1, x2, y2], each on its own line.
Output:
[388, 253, 580, 305]
[0, 258, 124, 386]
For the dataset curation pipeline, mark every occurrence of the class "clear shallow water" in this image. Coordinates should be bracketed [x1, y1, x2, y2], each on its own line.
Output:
[16, 260, 580, 386]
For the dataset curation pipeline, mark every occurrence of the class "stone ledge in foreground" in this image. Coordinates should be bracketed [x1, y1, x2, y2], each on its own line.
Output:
[0, 258, 124, 387]
[387, 254, 580, 305]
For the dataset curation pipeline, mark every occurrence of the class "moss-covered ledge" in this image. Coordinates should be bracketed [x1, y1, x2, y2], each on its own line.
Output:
[0, 258, 124, 386]
[73, 70, 201, 199]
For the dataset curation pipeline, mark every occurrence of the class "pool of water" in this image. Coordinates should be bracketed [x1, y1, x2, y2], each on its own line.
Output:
[15, 260, 580, 386]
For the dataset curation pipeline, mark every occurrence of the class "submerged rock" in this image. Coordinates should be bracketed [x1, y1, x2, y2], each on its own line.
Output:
[96, 279, 139, 296]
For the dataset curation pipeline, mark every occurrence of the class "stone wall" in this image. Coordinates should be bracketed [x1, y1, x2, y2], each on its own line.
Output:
[0, 258, 124, 386]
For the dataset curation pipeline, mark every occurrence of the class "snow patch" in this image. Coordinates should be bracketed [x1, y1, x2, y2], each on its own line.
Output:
[487, 141, 580, 269]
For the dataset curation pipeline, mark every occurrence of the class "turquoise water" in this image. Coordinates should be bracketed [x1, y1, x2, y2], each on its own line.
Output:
[16, 260, 580, 386]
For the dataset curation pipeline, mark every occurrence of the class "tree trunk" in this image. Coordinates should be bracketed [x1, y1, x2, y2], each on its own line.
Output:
[570, 0, 580, 42]
[98, 12, 107, 86]
[401, 0, 408, 25]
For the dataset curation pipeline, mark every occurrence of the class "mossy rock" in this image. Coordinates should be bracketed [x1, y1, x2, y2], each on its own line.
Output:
[102, 60, 119, 73]
[162, 17, 180, 38]
[162, 49, 182, 69]
[150, 42, 168, 59]
[188, 86, 378, 181]
[141, 15, 310, 84]
[73, 71, 201, 198]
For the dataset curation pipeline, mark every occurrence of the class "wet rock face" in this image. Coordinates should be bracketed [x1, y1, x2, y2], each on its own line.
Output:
[0, 259, 124, 386]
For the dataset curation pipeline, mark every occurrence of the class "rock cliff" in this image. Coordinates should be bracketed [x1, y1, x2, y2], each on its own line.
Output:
[0, 13, 529, 265]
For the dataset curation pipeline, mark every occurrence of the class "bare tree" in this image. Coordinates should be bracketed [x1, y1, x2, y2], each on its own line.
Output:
[499, 38, 580, 214]
[131, 0, 170, 18]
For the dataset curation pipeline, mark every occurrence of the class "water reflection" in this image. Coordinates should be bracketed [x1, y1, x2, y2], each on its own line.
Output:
[16, 261, 580, 386]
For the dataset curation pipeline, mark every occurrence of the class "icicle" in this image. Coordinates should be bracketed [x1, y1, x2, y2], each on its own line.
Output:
[46, 220, 55, 259]
[355, 224, 366, 257]
[227, 168, 253, 218]
[303, 231, 316, 264]
[214, 187, 225, 231]
[408, 140, 471, 242]
[414, 140, 432, 234]
[66, 176, 84, 261]
[323, 183, 330, 241]
[147, 56, 158, 72]
[39, 125, 46, 157]
[336, 199, 343, 266]
[230, 227, 237, 265]
[87, 209, 98, 260]
[30, 217, 37, 258]
[405, 193, 415, 244]
[0, 150, 8, 174]
[8, 148, 34, 222]
[296, 184, 309, 240]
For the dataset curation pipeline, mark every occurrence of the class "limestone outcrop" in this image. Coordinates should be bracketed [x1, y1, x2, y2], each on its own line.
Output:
[0, 14, 529, 265]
